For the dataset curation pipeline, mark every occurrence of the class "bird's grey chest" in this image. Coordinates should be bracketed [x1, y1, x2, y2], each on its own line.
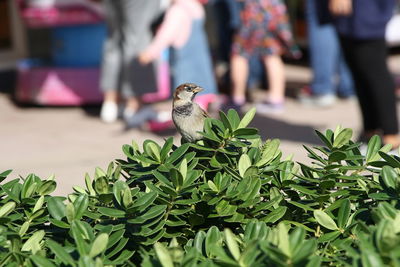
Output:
[172, 104, 204, 141]
[173, 104, 193, 117]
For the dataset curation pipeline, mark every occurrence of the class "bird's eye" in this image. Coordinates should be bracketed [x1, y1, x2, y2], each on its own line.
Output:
[184, 86, 192, 91]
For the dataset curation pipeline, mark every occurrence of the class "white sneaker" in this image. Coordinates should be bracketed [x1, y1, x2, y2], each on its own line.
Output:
[100, 101, 118, 123]
[299, 93, 337, 107]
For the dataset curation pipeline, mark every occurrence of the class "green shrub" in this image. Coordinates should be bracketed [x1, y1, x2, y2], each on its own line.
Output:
[1, 108, 400, 266]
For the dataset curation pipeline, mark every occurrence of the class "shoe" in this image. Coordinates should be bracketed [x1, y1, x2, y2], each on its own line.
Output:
[222, 100, 244, 113]
[299, 93, 337, 107]
[124, 106, 158, 129]
[256, 101, 284, 114]
[298, 86, 338, 107]
[100, 101, 118, 123]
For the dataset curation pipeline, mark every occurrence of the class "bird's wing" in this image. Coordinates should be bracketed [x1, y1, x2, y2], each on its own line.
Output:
[201, 108, 209, 119]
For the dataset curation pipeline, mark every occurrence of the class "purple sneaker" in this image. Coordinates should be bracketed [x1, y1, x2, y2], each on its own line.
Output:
[256, 101, 284, 115]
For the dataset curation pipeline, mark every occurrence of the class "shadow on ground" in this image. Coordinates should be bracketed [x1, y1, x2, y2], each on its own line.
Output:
[250, 114, 321, 146]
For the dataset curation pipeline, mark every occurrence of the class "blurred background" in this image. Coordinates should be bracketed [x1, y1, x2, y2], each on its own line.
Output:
[1, 0, 400, 195]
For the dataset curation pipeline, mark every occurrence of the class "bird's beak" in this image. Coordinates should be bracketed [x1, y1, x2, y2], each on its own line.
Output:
[192, 87, 203, 94]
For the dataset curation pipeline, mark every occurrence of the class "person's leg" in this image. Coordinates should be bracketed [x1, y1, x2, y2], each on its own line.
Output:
[336, 53, 355, 98]
[120, 0, 159, 118]
[341, 37, 399, 146]
[263, 54, 285, 103]
[340, 37, 380, 133]
[230, 54, 249, 105]
[355, 39, 398, 145]
[306, 0, 336, 96]
[99, 0, 123, 122]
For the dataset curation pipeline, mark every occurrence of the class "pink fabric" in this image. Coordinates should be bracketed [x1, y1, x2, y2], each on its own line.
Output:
[194, 94, 218, 110]
[141, 55, 171, 103]
[16, 67, 103, 105]
[144, 0, 204, 60]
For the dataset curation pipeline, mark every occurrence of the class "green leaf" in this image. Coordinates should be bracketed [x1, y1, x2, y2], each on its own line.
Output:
[333, 128, 353, 148]
[318, 231, 341, 242]
[366, 135, 381, 163]
[94, 176, 109, 194]
[32, 196, 44, 213]
[0, 169, 12, 183]
[19, 221, 30, 236]
[47, 240, 76, 266]
[144, 140, 161, 162]
[337, 199, 350, 229]
[154, 243, 174, 267]
[0, 201, 16, 218]
[89, 233, 109, 258]
[131, 192, 157, 211]
[381, 165, 397, 190]
[165, 144, 190, 164]
[238, 107, 256, 129]
[113, 180, 129, 206]
[73, 194, 89, 220]
[233, 128, 258, 137]
[153, 171, 172, 186]
[328, 151, 347, 162]
[208, 180, 218, 192]
[378, 151, 400, 168]
[71, 221, 89, 256]
[122, 187, 132, 208]
[66, 202, 75, 224]
[361, 248, 384, 267]
[219, 110, 232, 132]
[160, 137, 174, 161]
[170, 168, 184, 189]
[47, 197, 66, 220]
[238, 154, 251, 177]
[313, 210, 338, 230]
[263, 207, 287, 223]
[227, 109, 240, 130]
[97, 207, 126, 218]
[21, 230, 45, 252]
[38, 180, 57, 195]
[30, 255, 56, 267]
[224, 229, 240, 261]
[49, 218, 70, 228]
[104, 250, 135, 265]
[315, 130, 332, 148]
[205, 226, 222, 257]
[257, 139, 280, 166]
[179, 158, 188, 180]
[140, 205, 167, 221]
[84, 174, 96, 196]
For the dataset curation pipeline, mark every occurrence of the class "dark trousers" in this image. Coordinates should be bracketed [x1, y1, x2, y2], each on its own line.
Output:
[339, 37, 398, 135]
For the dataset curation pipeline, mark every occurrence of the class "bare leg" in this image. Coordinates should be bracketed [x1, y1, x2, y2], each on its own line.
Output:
[124, 96, 140, 119]
[230, 54, 249, 105]
[103, 91, 118, 103]
[383, 134, 400, 149]
[263, 54, 285, 103]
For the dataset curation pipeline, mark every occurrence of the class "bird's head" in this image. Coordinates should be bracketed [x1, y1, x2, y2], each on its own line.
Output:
[173, 83, 204, 103]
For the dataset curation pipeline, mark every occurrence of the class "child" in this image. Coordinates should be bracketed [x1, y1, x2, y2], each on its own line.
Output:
[139, 0, 217, 111]
[230, 0, 300, 113]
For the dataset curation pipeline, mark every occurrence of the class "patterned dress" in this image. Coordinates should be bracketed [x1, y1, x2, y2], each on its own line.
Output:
[232, 0, 300, 59]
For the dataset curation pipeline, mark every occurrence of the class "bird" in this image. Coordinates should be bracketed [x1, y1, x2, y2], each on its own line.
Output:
[172, 83, 208, 143]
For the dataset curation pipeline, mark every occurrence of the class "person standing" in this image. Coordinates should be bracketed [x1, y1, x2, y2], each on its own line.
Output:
[299, 0, 355, 107]
[230, 0, 300, 114]
[139, 0, 218, 111]
[330, 0, 400, 147]
[99, 0, 160, 124]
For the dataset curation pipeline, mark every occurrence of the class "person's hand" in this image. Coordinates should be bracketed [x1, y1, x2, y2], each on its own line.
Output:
[138, 51, 153, 65]
[329, 0, 352, 16]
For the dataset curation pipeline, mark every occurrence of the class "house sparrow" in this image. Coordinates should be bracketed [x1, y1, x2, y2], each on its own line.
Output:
[172, 83, 208, 143]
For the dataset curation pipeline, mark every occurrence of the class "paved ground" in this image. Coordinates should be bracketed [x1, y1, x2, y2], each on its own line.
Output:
[1, 57, 399, 195]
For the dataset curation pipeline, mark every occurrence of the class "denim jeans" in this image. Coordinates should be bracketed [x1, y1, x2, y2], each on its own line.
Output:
[306, 0, 354, 97]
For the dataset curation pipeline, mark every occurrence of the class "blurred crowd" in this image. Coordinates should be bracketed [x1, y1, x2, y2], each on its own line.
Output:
[96, 0, 400, 149]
